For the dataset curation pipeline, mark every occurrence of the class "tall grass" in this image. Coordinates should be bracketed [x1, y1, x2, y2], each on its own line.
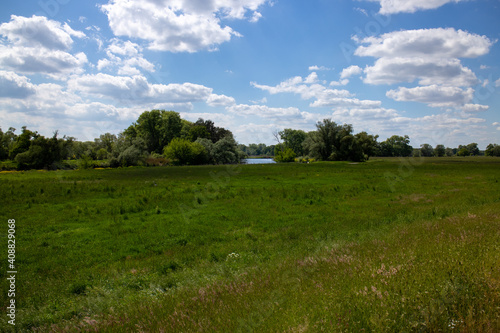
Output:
[0, 157, 499, 331]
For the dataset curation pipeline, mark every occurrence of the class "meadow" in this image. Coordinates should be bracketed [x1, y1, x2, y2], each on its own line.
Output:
[0, 157, 499, 332]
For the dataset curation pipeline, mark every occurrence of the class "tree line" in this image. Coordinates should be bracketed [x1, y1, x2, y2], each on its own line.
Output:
[241, 119, 500, 162]
[0, 110, 243, 170]
[1, 113, 499, 170]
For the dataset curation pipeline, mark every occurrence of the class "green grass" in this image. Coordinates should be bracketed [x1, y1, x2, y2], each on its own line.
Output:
[0, 157, 499, 332]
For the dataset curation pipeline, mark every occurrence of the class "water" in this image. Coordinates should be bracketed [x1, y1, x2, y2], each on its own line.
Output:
[243, 158, 276, 164]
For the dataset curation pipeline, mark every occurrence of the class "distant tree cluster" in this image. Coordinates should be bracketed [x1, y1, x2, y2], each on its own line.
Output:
[0, 110, 243, 170]
[263, 119, 499, 163]
[238, 143, 275, 157]
[273, 120, 379, 163]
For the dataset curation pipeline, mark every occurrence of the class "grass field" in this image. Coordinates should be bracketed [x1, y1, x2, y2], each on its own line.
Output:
[1, 157, 499, 332]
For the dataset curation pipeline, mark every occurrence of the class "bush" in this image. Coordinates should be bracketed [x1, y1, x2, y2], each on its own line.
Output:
[457, 148, 470, 157]
[274, 146, 296, 163]
[164, 138, 207, 165]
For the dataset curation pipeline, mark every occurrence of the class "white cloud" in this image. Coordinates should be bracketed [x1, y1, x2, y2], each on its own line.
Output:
[364, 57, 477, 86]
[100, 0, 269, 52]
[0, 16, 87, 77]
[340, 65, 363, 79]
[252, 73, 386, 110]
[355, 28, 493, 59]
[355, 28, 492, 88]
[97, 39, 155, 75]
[304, 72, 319, 84]
[366, 0, 469, 15]
[496, 78, 500, 87]
[461, 104, 489, 113]
[228, 104, 304, 119]
[0, 71, 36, 99]
[207, 93, 236, 107]
[386, 85, 474, 108]
[0, 46, 88, 77]
[0, 15, 85, 51]
[309, 65, 331, 71]
[67, 73, 239, 111]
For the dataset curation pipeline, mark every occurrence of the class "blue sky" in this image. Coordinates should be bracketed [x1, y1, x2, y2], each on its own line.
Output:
[0, 0, 499, 148]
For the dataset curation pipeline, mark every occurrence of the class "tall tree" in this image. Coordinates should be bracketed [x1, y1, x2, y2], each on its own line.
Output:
[279, 128, 307, 156]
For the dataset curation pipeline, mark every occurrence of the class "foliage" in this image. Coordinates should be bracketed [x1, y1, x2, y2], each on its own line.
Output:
[14, 132, 64, 169]
[457, 147, 470, 157]
[164, 137, 208, 165]
[378, 135, 413, 157]
[239, 143, 275, 157]
[486, 143, 500, 157]
[131, 110, 182, 154]
[194, 118, 234, 143]
[279, 128, 307, 156]
[117, 137, 148, 166]
[273, 145, 296, 162]
[434, 144, 446, 157]
[303, 119, 377, 162]
[420, 143, 434, 157]
[462, 143, 480, 156]
[212, 136, 243, 164]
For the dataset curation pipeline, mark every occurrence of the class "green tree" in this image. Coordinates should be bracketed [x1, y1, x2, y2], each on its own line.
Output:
[485, 144, 500, 157]
[133, 110, 182, 154]
[9, 126, 35, 159]
[280, 128, 307, 156]
[164, 138, 207, 165]
[420, 144, 434, 157]
[117, 138, 148, 166]
[457, 147, 470, 157]
[378, 135, 413, 157]
[355, 131, 379, 161]
[194, 118, 233, 143]
[212, 136, 242, 164]
[15, 132, 63, 169]
[466, 143, 480, 156]
[274, 144, 296, 162]
[188, 125, 210, 142]
[434, 144, 446, 157]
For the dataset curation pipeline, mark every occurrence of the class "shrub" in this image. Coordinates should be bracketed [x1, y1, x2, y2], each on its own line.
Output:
[164, 138, 207, 165]
[274, 146, 296, 163]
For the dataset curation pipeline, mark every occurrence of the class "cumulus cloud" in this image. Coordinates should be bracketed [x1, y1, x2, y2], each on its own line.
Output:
[461, 104, 489, 113]
[355, 28, 493, 59]
[97, 39, 155, 75]
[0, 16, 87, 77]
[206, 93, 236, 107]
[366, 0, 469, 15]
[0, 71, 36, 99]
[386, 85, 474, 108]
[0, 47, 88, 76]
[356, 28, 492, 88]
[100, 0, 269, 52]
[68, 73, 216, 106]
[364, 57, 477, 86]
[252, 73, 385, 110]
[340, 65, 363, 79]
[0, 15, 85, 51]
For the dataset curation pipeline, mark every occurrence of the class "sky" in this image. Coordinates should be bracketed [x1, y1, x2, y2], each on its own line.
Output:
[0, 0, 499, 148]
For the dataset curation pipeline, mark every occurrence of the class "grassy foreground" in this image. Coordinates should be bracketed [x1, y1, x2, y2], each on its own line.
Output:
[0, 157, 499, 332]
